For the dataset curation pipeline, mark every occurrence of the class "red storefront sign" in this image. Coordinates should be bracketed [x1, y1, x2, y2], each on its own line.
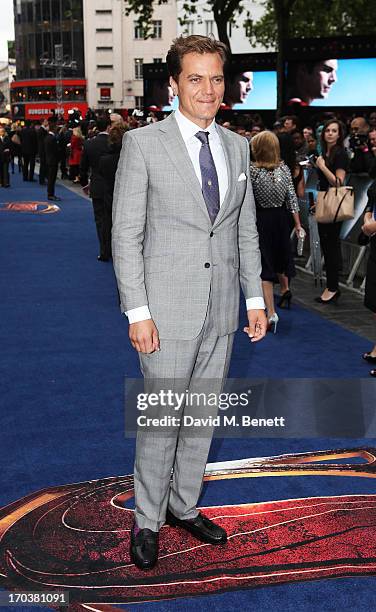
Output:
[24, 101, 88, 120]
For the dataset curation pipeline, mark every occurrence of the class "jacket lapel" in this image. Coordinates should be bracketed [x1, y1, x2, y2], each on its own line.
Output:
[158, 114, 211, 224]
[213, 125, 236, 227]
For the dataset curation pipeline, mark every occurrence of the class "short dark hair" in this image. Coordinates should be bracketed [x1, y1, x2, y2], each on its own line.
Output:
[96, 116, 110, 132]
[166, 35, 228, 81]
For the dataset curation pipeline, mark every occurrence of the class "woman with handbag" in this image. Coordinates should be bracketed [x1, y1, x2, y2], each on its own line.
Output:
[361, 182, 376, 376]
[314, 120, 349, 303]
[250, 131, 303, 332]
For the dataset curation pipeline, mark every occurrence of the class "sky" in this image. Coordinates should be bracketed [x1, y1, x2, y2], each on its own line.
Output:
[0, 0, 15, 62]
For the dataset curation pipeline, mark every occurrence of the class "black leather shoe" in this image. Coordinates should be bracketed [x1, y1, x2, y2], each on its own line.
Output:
[48, 195, 61, 201]
[97, 255, 110, 262]
[166, 509, 227, 544]
[130, 524, 159, 570]
[363, 352, 376, 364]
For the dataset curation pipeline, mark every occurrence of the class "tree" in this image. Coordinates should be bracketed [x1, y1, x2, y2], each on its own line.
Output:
[123, 0, 247, 52]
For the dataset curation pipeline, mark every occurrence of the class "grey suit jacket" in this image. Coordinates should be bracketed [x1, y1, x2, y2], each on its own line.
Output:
[112, 113, 262, 340]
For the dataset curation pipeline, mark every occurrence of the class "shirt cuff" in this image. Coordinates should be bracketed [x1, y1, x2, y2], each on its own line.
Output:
[125, 305, 152, 323]
[246, 297, 265, 311]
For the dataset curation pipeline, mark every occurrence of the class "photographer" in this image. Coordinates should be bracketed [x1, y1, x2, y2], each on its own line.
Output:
[347, 116, 371, 174]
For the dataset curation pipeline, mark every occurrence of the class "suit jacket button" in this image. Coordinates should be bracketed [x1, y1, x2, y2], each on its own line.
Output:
[210, 231, 214, 237]
[204, 262, 211, 268]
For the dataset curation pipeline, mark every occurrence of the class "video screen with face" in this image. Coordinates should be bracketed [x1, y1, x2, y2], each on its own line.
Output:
[143, 64, 277, 112]
[286, 58, 376, 107]
[223, 70, 276, 110]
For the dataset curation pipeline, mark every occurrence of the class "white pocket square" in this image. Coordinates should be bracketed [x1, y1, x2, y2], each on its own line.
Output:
[237, 172, 247, 182]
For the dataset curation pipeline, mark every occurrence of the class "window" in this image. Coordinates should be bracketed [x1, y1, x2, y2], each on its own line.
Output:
[134, 21, 144, 39]
[135, 20, 162, 39]
[100, 87, 111, 100]
[96, 28, 112, 33]
[96, 46, 113, 51]
[153, 58, 162, 63]
[96, 9, 112, 14]
[135, 96, 144, 108]
[152, 20, 162, 39]
[97, 82, 114, 86]
[185, 21, 194, 35]
[97, 64, 113, 69]
[134, 58, 143, 80]
[205, 20, 214, 36]
[228, 22, 232, 37]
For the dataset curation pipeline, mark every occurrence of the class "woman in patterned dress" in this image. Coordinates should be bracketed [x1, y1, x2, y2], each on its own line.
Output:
[250, 131, 303, 332]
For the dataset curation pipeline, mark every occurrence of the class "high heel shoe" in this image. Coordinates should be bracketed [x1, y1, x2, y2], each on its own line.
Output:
[268, 313, 279, 334]
[277, 290, 292, 309]
[363, 352, 376, 364]
[314, 290, 341, 304]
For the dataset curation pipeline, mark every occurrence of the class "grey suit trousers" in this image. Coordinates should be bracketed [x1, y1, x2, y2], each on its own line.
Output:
[135, 292, 234, 531]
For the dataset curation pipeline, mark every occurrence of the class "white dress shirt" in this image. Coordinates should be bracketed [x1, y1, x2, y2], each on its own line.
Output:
[126, 109, 264, 323]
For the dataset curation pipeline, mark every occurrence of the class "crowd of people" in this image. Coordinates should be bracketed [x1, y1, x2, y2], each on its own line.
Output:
[1, 105, 375, 374]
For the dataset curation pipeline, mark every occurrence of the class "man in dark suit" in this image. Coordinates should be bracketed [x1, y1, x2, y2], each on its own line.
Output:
[80, 116, 111, 261]
[37, 119, 49, 185]
[44, 123, 61, 201]
[20, 121, 38, 181]
[0, 126, 11, 188]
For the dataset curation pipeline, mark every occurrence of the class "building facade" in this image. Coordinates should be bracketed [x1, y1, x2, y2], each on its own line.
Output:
[82, 0, 177, 110]
[14, 0, 85, 79]
[12, 0, 87, 120]
[176, 0, 269, 54]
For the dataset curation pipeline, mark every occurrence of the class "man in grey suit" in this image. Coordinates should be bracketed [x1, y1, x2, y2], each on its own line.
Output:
[112, 35, 267, 570]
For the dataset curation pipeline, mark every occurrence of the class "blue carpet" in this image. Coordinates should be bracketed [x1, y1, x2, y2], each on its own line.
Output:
[0, 172, 375, 610]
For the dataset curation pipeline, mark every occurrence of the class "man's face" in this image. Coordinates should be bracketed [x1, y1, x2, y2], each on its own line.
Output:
[0, 127, 5, 137]
[237, 71, 253, 102]
[350, 117, 369, 135]
[312, 60, 337, 99]
[369, 113, 376, 128]
[369, 130, 376, 148]
[283, 118, 295, 132]
[300, 59, 337, 102]
[292, 132, 304, 149]
[171, 52, 225, 128]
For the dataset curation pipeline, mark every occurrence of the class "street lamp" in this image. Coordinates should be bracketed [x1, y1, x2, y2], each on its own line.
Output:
[39, 45, 77, 114]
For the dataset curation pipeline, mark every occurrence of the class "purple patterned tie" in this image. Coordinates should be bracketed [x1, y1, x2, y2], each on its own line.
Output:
[195, 131, 220, 224]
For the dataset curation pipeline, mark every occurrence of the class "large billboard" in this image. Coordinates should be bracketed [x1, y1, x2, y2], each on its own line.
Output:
[286, 57, 376, 107]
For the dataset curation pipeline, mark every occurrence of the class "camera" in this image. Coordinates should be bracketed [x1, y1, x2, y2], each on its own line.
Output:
[349, 133, 368, 150]
[308, 153, 318, 164]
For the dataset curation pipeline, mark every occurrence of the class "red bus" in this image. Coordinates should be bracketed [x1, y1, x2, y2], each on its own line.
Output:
[11, 78, 88, 121]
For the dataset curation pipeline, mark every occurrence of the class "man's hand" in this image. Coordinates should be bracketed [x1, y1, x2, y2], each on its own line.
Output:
[243, 309, 267, 343]
[129, 320, 160, 353]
